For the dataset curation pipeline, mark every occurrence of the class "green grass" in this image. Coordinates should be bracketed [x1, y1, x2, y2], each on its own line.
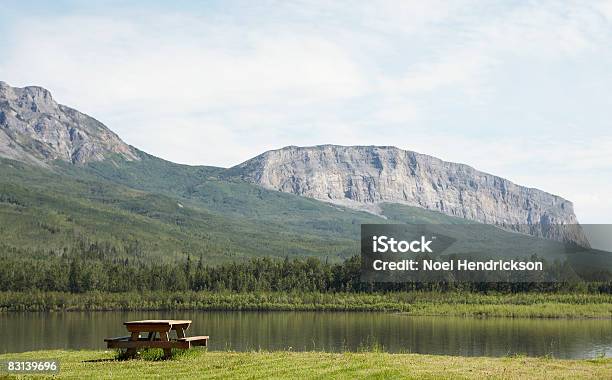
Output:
[1, 291, 610, 318]
[0, 350, 610, 379]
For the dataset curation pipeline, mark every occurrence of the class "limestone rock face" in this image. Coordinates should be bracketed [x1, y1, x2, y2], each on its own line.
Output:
[234, 145, 586, 244]
[0, 81, 138, 165]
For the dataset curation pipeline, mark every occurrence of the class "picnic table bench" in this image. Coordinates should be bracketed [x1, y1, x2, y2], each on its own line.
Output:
[105, 319, 208, 358]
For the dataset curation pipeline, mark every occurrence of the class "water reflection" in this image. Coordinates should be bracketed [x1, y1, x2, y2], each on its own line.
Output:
[1, 311, 610, 358]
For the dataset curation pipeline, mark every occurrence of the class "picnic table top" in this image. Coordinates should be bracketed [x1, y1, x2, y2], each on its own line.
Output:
[124, 320, 192, 326]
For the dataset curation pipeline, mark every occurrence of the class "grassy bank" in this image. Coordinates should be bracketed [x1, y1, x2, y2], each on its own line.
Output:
[0, 350, 610, 379]
[1, 291, 611, 318]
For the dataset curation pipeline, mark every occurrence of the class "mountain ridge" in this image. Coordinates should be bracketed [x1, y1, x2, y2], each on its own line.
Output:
[0, 81, 138, 165]
[236, 144, 561, 196]
[0, 82, 586, 245]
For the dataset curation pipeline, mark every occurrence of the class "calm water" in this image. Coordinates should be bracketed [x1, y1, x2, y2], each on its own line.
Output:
[1, 311, 610, 358]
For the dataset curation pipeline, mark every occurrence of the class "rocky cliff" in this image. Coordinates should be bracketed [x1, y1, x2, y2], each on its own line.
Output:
[233, 145, 586, 244]
[0, 82, 138, 165]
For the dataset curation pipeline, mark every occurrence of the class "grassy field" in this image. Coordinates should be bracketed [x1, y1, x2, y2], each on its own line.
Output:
[1, 291, 610, 318]
[0, 350, 610, 379]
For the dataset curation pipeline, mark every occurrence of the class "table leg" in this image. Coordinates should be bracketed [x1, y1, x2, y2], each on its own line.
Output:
[126, 331, 140, 358]
[160, 331, 171, 358]
[176, 328, 186, 339]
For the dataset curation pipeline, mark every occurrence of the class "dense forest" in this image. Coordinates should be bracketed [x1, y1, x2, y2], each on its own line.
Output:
[1, 252, 609, 294]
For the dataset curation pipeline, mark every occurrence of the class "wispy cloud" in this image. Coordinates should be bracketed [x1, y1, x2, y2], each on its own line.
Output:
[2, 14, 367, 110]
[0, 1, 610, 222]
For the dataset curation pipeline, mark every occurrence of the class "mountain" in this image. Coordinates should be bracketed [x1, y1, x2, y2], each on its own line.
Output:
[0, 154, 389, 263]
[0, 82, 138, 165]
[0, 81, 593, 263]
[231, 145, 586, 244]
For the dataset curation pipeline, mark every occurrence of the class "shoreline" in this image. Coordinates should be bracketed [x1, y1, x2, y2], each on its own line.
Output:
[2, 309, 612, 320]
[1, 291, 610, 318]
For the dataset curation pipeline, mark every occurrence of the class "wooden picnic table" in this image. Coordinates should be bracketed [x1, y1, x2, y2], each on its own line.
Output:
[105, 319, 208, 358]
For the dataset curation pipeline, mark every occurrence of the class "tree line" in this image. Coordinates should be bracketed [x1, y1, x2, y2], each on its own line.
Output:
[0, 254, 609, 294]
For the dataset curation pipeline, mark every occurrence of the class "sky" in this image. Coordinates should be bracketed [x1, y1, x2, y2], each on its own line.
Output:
[0, 0, 611, 223]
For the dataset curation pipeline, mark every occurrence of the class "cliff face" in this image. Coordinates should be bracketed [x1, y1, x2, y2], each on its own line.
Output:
[233, 145, 586, 244]
[0, 82, 138, 165]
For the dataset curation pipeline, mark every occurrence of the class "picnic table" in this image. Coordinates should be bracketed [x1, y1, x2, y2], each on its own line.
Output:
[105, 319, 208, 358]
